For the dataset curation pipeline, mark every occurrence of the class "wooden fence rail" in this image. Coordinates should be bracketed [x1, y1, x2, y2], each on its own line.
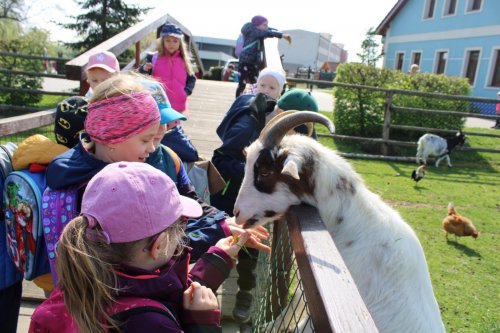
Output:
[287, 77, 500, 158]
[287, 205, 378, 332]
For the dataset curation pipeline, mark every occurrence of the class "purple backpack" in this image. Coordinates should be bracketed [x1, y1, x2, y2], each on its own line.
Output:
[234, 33, 258, 58]
[41, 185, 80, 285]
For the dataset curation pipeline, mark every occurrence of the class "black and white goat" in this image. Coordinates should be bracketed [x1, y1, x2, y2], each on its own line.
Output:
[416, 131, 466, 167]
[234, 111, 445, 333]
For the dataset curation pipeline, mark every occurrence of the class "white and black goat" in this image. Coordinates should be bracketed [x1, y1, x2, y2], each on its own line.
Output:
[416, 131, 466, 167]
[234, 111, 445, 333]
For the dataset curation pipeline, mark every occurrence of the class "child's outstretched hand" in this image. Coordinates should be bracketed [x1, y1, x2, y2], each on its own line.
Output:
[216, 232, 255, 258]
[283, 34, 292, 44]
[225, 217, 271, 253]
[183, 282, 219, 311]
[143, 62, 153, 71]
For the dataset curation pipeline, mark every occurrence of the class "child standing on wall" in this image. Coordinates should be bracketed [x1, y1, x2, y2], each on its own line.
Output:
[235, 15, 291, 97]
[30, 161, 252, 332]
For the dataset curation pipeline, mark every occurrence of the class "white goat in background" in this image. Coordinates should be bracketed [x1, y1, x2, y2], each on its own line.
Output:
[234, 111, 445, 333]
[416, 131, 466, 167]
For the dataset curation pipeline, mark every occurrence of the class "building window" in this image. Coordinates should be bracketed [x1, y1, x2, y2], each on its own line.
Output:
[444, 0, 457, 15]
[412, 52, 422, 67]
[435, 51, 448, 74]
[424, 0, 436, 19]
[467, 0, 482, 12]
[491, 50, 500, 87]
[465, 50, 480, 85]
[396, 52, 404, 71]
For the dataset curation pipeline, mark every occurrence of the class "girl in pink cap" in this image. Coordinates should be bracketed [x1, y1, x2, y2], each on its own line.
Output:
[31, 162, 251, 333]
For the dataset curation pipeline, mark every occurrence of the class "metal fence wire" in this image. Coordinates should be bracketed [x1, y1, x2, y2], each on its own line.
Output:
[252, 221, 315, 333]
[0, 125, 54, 145]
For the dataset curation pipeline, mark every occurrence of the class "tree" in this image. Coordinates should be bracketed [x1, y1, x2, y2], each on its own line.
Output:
[0, 0, 24, 21]
[357, 27, 383, 67]
[60, 0, 151, 52]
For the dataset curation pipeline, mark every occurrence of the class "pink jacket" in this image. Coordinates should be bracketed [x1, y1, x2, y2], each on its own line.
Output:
[153, 50, 188, 113]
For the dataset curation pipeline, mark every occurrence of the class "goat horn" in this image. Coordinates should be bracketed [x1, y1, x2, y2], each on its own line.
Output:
[259, 110, 335, 149]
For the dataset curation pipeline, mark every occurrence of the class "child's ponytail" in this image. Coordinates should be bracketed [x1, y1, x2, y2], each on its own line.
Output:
[56, 216, 142, 333]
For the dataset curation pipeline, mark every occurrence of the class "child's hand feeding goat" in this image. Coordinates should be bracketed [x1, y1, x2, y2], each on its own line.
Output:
[233, 111, 445, 333]
[416, 131, 466, 167]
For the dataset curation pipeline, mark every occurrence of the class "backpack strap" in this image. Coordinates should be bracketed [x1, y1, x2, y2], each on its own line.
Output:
[164, 146, 181, 174]
[109, 297, 178, 326]
[152, 52, 158, 66]
[242, 40, 258, 52]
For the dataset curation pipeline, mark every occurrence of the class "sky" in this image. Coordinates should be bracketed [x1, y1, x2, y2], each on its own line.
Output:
[24, 0, 399, 63]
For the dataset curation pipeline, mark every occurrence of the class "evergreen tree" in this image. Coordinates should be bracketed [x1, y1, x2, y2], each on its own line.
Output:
[357, 27, 383, 67]
[60, 0, 151, 52]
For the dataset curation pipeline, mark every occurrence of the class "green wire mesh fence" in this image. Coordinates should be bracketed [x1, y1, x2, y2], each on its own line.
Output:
[252, 220, 314, 333]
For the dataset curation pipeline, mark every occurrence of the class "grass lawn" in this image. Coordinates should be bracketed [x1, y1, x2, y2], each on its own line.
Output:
[37, 95, 69, 109]
[317, 116, 499, 333]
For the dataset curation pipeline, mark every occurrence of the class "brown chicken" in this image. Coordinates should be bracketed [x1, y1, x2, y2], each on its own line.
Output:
[442, 202, 479, 240]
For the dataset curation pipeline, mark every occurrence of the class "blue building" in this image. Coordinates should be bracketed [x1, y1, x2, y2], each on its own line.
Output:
[376, 0, 500, 101]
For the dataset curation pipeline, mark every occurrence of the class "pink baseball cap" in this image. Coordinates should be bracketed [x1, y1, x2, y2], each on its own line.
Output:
[81, 162, 202, 243]
[86, 51, 120, 73]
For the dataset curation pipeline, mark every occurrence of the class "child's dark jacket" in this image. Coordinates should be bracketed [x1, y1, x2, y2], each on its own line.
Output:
[239, 22, 283, 65]
[115, 247, 232, 332]
[211, 93, 276, 214]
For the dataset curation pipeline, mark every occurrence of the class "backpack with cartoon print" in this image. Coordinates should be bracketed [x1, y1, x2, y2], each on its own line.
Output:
[0, 142, 24, 288]
[3, 169, 51, 280]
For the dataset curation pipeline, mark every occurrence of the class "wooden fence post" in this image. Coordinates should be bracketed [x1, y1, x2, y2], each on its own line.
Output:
[382, 90, 393, 155]
[135, 41, 141, 68]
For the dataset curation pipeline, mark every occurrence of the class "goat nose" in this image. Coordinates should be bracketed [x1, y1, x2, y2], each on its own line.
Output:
[234, 209, 240, 218]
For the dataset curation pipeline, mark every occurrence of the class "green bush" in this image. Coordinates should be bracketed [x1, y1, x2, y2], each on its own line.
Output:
[334, 63, 471, 140]
[0, 28, 48, 106]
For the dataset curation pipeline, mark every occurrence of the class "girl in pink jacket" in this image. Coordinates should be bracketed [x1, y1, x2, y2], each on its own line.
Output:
[141, 23, 196, 116]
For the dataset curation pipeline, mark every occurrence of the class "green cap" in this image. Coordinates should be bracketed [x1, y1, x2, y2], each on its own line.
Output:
[277, 89, 318, 112]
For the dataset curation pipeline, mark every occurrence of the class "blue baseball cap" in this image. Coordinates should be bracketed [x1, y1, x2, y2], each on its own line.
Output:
[160, 23, 183, 39]
[136, 79, 187, 124]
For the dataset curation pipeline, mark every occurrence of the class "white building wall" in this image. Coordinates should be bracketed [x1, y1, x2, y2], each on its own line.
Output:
[279, 29, 346, 73]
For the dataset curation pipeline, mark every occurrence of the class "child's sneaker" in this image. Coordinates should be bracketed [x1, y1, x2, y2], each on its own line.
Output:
[233, 290, 253, 323]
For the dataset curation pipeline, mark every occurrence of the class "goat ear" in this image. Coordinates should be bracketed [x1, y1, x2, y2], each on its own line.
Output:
[282, 159, 300, 180]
